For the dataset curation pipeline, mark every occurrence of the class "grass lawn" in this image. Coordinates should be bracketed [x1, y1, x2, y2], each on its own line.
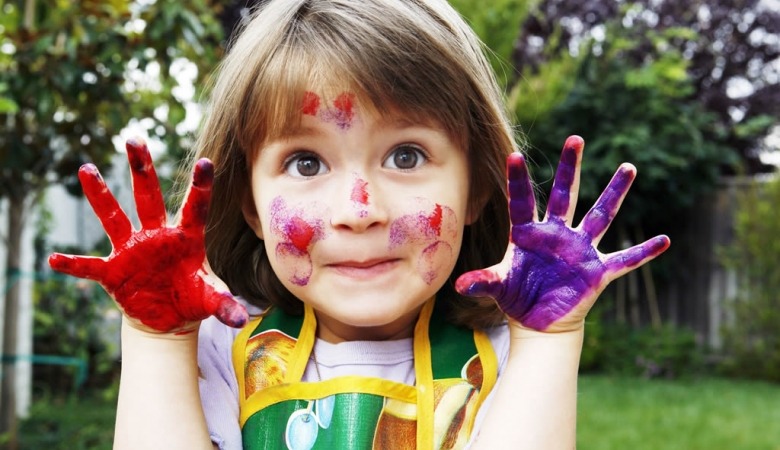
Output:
[10, 375, 780, 449]
[578, 375, 780, 450]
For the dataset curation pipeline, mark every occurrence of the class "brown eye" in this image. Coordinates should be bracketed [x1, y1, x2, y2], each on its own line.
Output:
[384, 145, 427, 170]
[285, 152, 327, 177]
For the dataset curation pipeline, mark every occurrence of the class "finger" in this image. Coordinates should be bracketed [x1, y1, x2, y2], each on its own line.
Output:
[507, 152, 537, 225]
[126, 137, 167, 229]
[455, 268, 505, 300]
[604, 235, 671, 278]
[78, 164, 133, 247]
[580, 163, 636, 243]
[545, 135, 584, 224]
[180, 159, 214, 235]
[212, 292, 249, 328]
[48, 253, 106, 281]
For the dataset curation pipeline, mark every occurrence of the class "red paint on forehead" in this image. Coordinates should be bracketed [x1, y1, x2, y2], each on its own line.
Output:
[301, 91, 320, 116]
[333, 93, 355, 122]
[285, 216, 316, 252]
[428, 204, 443, 236]
[351, 178, 369, 205]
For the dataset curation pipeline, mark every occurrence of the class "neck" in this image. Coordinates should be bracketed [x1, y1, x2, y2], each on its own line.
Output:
[313, 307, 423, 343]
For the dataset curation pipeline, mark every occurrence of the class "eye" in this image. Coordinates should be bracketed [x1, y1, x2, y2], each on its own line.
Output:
[383, 145, 427, 170]
[284, 152, 328, 178]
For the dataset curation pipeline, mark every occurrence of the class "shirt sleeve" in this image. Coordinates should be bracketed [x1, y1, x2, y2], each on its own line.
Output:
[198, 316, 243, 450]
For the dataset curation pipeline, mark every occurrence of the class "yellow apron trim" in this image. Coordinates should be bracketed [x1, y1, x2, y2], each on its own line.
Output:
[232, 315, 264, 402]
[239, 375, 418, 426]
[468, 328, 498, 435]
[413, 297, 436, 450]
[285, 303, 317, 383]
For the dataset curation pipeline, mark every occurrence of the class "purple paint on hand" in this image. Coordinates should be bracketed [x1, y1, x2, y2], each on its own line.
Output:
[456, 136, 670, 331]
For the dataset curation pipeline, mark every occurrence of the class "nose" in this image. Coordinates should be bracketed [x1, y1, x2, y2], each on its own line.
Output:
[329, 173, 388, 232]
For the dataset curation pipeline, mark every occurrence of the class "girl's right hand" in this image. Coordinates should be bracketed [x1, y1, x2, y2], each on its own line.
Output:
[48, 138, 248, 334]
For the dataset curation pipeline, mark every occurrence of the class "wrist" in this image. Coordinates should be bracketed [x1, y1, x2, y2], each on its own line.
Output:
[121, 318, 200, 346]
[506, 320, 584, 357]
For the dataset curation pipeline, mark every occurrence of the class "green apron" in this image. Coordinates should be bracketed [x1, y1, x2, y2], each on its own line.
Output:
[232, 298, 498, 449]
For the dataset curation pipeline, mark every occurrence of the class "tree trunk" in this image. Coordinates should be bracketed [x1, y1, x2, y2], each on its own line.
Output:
[1, 193, 27, 450]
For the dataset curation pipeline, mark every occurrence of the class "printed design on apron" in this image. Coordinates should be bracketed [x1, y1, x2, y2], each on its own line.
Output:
[233, 298, 498, 449]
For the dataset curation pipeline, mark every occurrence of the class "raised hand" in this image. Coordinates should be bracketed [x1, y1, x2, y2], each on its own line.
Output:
[48, 138, 248, 334]
[456, 136, 670, 332]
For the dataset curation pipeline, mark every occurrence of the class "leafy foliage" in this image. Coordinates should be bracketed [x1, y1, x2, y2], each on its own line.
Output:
[0, 0, 224, 201]
[580, 308, 704, 378]
[12, 390, 116, 449]
[32, 266, 118, 395]
[448, 0, 537, 86]
[512, 22, 735, 236]
[511, 0, 780, 175]
[719, 176, 780, 381]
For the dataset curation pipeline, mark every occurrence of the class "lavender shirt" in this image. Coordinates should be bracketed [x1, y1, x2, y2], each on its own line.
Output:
[197, 306, 510, 450]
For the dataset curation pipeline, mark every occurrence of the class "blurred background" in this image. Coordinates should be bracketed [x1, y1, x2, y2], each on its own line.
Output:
[0, 0, 778, 448]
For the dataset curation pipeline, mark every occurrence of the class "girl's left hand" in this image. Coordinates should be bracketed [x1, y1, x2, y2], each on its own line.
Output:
[456, 135, 670, 332]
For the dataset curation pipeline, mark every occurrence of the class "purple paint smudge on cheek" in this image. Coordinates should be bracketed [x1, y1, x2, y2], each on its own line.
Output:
[275, 243, 312, 286]
[417, 241, 453, 285]
[388, 203, 457, 249]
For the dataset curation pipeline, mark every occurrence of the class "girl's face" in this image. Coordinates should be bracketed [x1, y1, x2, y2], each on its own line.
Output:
[244, 93, 471, 343]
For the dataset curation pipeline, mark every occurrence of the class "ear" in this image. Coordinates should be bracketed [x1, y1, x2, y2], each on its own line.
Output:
[241, 191, 264, 239]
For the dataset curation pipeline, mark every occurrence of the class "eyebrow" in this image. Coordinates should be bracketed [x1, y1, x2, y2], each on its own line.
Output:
[279, 125, 326, 140]
[382, 114, 444, 131]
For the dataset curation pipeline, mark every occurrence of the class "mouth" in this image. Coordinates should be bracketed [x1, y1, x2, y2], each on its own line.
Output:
[326, 258, 400, 279]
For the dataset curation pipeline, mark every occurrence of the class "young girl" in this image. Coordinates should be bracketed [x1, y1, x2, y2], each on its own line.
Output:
[49, 0, 670, 448]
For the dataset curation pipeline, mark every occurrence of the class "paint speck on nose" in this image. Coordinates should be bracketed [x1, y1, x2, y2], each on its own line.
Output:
[351, 177, 369, 205]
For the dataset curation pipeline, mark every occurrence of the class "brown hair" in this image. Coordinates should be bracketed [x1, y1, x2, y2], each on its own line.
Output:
[186, 0, 518, 329]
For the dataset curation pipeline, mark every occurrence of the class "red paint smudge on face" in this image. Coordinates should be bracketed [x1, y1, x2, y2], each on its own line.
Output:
[428, 204, 443, 236]
[285, 216, 316, 252]
[301, 91, 320, 116]
[351, 177, 369, 205]
[333, 93, 355, 122]
[269, 197, 327, 287]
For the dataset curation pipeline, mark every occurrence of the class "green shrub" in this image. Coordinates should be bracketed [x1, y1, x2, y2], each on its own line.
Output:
[719, 175, 780, 382]
[33, 234, 120, 396]
[581, 309, 704, 378]
[12, 388, 117, 449]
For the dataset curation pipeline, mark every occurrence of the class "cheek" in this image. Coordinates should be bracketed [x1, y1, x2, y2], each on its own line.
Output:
[389, 201, 459, 249]
[266, 196, 327, 286]
[388, 200, 461, 285]
[418, 241, 454, 285]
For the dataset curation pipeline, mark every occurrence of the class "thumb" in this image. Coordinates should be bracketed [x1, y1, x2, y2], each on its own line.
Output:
[455, 268, 505, 300]
[211, 292, 249, 328]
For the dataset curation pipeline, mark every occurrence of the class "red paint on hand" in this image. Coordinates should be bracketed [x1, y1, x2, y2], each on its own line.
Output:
[48, 138, 248, 333]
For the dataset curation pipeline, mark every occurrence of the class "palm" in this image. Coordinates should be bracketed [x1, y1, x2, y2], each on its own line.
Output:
[456, 136, 669, 332]
[49, 138, 248, 333]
